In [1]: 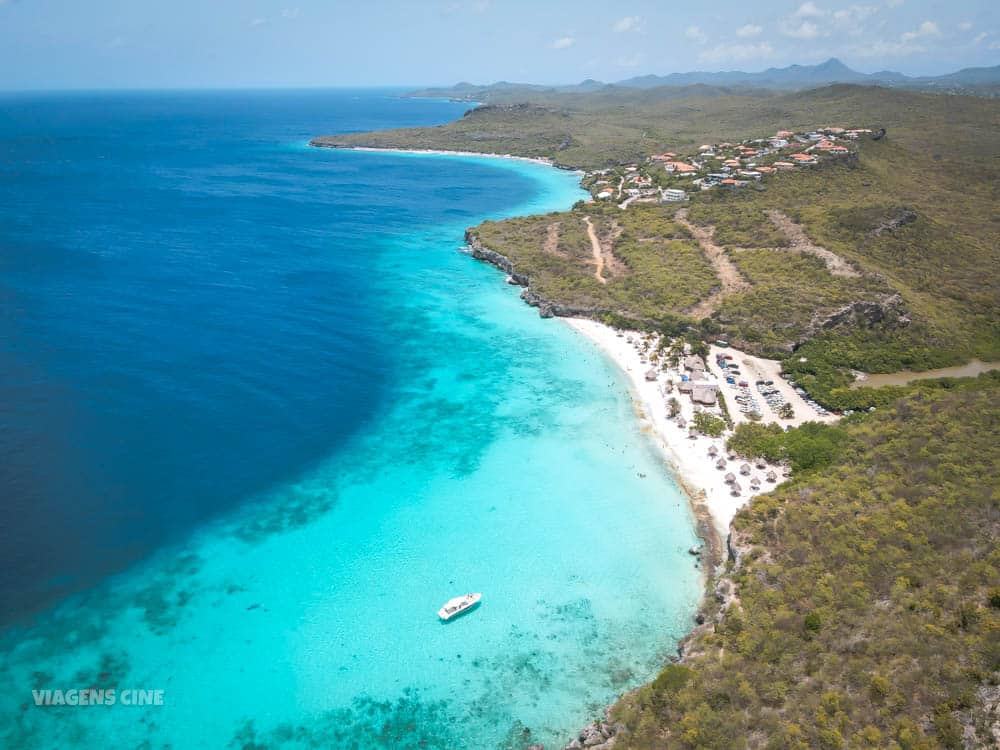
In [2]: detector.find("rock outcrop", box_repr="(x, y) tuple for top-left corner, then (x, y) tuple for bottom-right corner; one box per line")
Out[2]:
(562, 715), (623, 750)
(805, 292), (910, 340)
(872, 207), (918, 236)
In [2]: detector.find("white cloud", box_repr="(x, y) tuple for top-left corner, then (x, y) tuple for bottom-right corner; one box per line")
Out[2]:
(831, 4), (879, 35)
(958, 21), (973, 32)
(852, 37), (929, 57)
(685, 25), (708, 44)
(782, 20), (820, 39)
(613, 16), (641, 33)
(972, 32), (988, 45)
(885, 0), (904, 7)
(250, 17), (266, 26)
(833, 5), (878, 24)
(856, 19), (942, 57)
(551, 36), (575, 50)
(281, 7), (301, 19)
(736, 24), (763, 38)
(699, 41), (776, 64)
(990, 40), (1000, 50)
(901, 20), (940, 42)
(795, 2), (825, 18)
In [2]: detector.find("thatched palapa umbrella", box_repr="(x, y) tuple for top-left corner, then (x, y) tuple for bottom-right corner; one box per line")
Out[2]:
(766, 470), (778, 482)
(724, 472), (736, 484)
(715, 458), (727, 469)
(740, 463), (751, 475)
(708, 445), (719, 457)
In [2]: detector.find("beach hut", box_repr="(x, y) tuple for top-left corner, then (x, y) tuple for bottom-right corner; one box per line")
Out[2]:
(766, 470), (778, 482)
(730, 482), (742, 496)
(755, 458), (767, 469)
(715, 458), (727, 470)
(707, 445), (719, 457)
(724, 472), (736, 484)
(740, 463), (751, 476)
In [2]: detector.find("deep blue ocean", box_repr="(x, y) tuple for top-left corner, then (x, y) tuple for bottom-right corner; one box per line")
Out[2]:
(0, 89), (501, 618)
(0, 89), (699, 748)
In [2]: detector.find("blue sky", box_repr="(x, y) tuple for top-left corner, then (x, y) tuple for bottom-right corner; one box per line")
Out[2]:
(0, 0), (997, 90)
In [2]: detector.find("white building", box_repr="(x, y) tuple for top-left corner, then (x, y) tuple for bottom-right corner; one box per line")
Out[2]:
(661, 188), (688, 202)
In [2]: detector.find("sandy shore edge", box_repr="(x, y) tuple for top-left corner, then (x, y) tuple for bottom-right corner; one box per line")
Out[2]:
(310, 143), (570, 169)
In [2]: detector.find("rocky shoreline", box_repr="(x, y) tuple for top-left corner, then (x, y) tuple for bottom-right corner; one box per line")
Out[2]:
(464, 232), (607, 320)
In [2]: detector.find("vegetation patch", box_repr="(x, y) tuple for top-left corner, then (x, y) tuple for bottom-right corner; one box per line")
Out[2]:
(613, 377), (1000, 749)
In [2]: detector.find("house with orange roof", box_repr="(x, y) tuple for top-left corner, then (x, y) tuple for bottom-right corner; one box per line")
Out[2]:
(664, 161), (698, 173)
(790, 153), (816, 163)
(776, 130), (794, 138)
(773, 161), (796, 169)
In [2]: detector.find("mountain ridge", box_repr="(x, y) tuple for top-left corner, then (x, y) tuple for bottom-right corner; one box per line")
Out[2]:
(406, 58), (1000, 100)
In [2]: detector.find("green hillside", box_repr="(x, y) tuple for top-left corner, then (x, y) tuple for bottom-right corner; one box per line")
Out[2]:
(612, 375), (1000, 749)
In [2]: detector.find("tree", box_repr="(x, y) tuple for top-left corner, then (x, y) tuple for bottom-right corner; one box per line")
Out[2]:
(667, 397), (681, 418)
(779, 402), (795, 420)
(693, 412), (726, 437)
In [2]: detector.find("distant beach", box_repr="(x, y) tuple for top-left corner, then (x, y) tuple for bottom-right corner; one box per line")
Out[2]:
(310, 142), (563, 169)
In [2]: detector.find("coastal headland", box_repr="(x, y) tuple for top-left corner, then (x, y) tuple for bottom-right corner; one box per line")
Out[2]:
(308, 81), (1000, 748)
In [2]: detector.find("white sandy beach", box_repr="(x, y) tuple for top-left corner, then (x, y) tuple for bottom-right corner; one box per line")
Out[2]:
(334, 145), (561, 168)
(565, 318), (799, 542)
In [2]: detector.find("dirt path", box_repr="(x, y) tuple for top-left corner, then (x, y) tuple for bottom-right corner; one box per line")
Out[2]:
(543, 221), (562, 255)
(583, 216), (607, 284)
(675, 208), (750, 318)
(766, 210), (860, 277)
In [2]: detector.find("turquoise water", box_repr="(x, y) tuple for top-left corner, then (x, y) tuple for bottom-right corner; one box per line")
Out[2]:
(0, 92), (700, 749)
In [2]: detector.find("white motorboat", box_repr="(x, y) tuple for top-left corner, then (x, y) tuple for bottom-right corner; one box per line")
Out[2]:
(437, 593), (482, 621)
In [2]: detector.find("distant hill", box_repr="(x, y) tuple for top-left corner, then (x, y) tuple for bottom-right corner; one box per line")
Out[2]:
(617, 58), (872, 89)
(406, 59), (1000, 101)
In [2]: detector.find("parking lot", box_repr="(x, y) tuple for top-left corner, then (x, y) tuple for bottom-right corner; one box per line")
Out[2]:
(707, 345), (841, 427)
